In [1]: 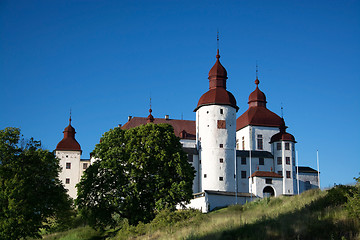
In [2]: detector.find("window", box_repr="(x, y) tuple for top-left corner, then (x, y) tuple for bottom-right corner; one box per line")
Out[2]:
(241, 157), (246, 165)
(278, 171), (282, 176)
(219, 144), (223, 148)
(220, 109), (223, 114)
(65, 178), (70, 184)
(217, 120), (226, 129)
(219, 177), (223, 181)
(236, 139), (239, 149)
(265, 179), (272, 184)
(257, 134), (263, 150)
(277, 157), (282, 165)
(204, 174), (207, 178)
(187, 154), (193, 162)
(285, 143), (290, 150)
(66, 162), (71, 169)
(286, 171), (291, 178)
(83, 163), (88, 169)
(219, 158), (224, 163)
(241, 171), (246, 179)
(242, 136), (245, 150)
(259, 158), (264, 165)
(277, 143), (281, 150)
(286, 157), (290, 165)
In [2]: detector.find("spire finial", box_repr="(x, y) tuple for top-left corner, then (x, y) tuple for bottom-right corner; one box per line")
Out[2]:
(149, 97), (152, 113)
(281, 104), (284, 118)
(69, 108), (72, 125)
(255, 61), (260, 86)
(217, 29), (219, 50)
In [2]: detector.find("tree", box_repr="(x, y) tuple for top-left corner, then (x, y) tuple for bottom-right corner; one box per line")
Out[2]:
(346, 174), (360, 219)
(76, 123), (195, 229)
(0, 127), (73, 240)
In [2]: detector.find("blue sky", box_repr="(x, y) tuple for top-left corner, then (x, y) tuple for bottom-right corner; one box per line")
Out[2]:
(1, 0), (359, 188)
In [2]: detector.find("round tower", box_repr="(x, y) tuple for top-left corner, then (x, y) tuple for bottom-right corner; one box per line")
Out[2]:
(270, 118), (297, 195)
(55, 116), (82, 199)
(194, 49), (239, 192)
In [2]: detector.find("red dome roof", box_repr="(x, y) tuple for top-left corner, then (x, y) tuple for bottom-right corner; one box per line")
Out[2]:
(270, 118), (296, 143)
(56, 118), (81, 152)
(236, 79), (282, 130)
(195, 49), (238, 112)
(248, 78), (266, 107)
(195, 88), (238, 111)
(208, 50), (227, 82)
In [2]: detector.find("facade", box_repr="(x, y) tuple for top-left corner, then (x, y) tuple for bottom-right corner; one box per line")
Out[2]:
(56, 49), (319, 210)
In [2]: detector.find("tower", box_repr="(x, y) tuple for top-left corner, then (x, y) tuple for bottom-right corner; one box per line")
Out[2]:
(55, 116), (82, 199)
(270, 118), (297, 194)
(194, 49), (239, 192)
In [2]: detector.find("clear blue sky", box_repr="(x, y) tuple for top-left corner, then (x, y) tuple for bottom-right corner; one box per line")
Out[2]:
(1, 0), (359, 188)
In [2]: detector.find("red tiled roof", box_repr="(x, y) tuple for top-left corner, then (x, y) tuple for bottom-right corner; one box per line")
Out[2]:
(236, 106), (283, 130)
(195, 88), (238, 111)
(56, 121), (81, 152)
(237, 79), (282, 130)
(270, 118), (296, 143)
(250, 171), (282, 178)
(121, 117), (196, 140)
(194, 50), (238, 112)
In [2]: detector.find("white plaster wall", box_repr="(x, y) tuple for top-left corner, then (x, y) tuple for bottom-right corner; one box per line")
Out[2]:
(236, 126), (279, 152)
(183, 195), (208, 213)
(180, 139), (196, 148)
(196, 105), (236, 192)
(56, 150), (82, 199)
(236, 156), (274, 193)
(207, 194), (253, 211)
(272, 141), (296, 195)
(298, 172), (319, 193)
(250, 177), (282, 198)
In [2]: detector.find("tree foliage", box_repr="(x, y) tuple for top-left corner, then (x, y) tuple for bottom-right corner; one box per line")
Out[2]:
(346, 174), (360, 219)
(0, 127), (73, 240)
(76, 123), (195, 229)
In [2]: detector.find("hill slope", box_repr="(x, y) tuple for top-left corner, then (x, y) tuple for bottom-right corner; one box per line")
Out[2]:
(43, 187), (360, 240)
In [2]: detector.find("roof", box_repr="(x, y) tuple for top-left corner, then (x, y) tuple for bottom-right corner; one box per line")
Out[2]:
(194, 50), (239, 112)
(236, 80), (282, 130)
(250, 171), (283, 178)
(270, 118), (296, 143)
(298, 166), (318, 173)
(56, 118), (81, 152)
(121, 117), (196, 140)
(195, 88), (238, 111)
(204, 190), (255, 197)
(236, 150), (273, 158)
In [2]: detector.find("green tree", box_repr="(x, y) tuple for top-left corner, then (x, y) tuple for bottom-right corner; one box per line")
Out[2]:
(346, 174), (360, 219)
(76, 123), (195, 229)
(0, 127), (73, 240)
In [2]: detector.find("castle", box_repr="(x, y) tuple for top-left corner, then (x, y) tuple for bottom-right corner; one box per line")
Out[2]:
(55, 49), (319, 212)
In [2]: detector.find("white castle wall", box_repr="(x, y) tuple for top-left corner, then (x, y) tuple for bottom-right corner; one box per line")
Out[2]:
(236, 126), (279, 151)
(56, 150), (82, 199)
(250, 176), (282, 198)
(196, 105), (236, 192)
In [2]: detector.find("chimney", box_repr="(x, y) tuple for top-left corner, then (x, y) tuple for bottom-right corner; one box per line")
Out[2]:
(128, 116), (132, 122)
(118, 124), (122, 128)
(165, 115), (169, 120)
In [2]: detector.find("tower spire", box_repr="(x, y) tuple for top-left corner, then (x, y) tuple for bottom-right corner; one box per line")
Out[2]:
(147, 97), (154, 123)
(256, 61), (258, 79)
(69, 108), (72, 125)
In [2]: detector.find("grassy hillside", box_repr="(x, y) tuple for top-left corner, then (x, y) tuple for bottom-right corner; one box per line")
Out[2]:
(43, 187), (360, 240)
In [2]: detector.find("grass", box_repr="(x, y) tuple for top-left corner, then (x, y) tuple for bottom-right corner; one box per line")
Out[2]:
(42, 187), (360, 240)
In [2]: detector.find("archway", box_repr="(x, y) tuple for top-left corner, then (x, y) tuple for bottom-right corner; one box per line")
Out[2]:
(263, 186), (275, 197)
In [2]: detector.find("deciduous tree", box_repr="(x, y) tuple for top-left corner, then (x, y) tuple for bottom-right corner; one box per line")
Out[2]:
(0, 127), (73, 239)
(76, 124), (195, 229)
